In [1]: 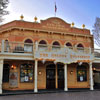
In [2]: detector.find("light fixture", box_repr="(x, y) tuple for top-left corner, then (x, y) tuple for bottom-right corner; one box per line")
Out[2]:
(54, 61), (57, 64)
(11, 65), (16, 69)
(38, 71), (42, 75)
(42, 60), (45, 64)
(70, 70), (73, 75)
(78, 62), (83, 66)
(93, 68), (96, 70)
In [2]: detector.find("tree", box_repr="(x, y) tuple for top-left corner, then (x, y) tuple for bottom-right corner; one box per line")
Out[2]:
(0, 0), (9, 22)
(92, 17), (100, 47)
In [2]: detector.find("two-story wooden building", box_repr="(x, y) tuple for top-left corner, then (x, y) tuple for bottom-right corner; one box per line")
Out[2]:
(0, 16), (94, 94)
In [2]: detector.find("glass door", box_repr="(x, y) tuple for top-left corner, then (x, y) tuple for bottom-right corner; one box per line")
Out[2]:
(46, 64), (55, 89)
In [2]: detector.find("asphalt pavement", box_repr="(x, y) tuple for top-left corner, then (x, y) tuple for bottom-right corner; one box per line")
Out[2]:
(0, 91), (100, 100)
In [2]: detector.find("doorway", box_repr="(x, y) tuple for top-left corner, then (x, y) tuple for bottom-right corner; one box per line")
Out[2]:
(46, 64), (55, 89)
(58, 64), (64, 89)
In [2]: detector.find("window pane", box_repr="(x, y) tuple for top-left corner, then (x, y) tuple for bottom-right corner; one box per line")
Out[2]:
(20, 64), (33, 83)
(24, 45), (33, 52)
(77, 65), (87, 82)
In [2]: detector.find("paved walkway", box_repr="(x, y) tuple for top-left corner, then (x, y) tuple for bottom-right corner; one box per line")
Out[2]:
(0, 90), (100, 100)
(2, 88), (90, 96)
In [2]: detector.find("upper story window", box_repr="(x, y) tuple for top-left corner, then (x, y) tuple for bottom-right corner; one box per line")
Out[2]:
(38, 40), (47, 51)
(24, 39), (33, 52)
(65, 42), (73, 49)
(77, 43), (84, 52)
(52, 41), (60, 51)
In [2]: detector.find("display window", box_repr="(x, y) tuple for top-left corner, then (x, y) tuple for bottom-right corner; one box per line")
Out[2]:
(20, 64), (33, 83)
(77, 65), (87, 82)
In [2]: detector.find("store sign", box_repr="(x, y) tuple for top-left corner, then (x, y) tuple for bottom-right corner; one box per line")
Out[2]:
(34, 48), (94, 64)
(9, 72), (18, 88)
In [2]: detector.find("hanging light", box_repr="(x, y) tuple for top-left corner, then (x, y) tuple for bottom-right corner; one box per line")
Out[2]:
(78, 62), (83, 66)
(54, 61), (57, 64)
(42, 59), (45, 64)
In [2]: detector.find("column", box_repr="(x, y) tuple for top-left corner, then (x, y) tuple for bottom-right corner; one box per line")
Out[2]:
(35, 41), (38, 51)
(89, 62), (94, 90)
(0, 59), (4, 94)
(1, 40), (4, 53)
(34, 59), (38, 92)
(55, 64), (58, 89)
(34, 41), (38, 92)
(64, 64), (68, 91)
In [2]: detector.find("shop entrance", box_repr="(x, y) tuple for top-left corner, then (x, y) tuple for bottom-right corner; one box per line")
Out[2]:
(46, 64), (55, 89)
(58, 64), (64, 89)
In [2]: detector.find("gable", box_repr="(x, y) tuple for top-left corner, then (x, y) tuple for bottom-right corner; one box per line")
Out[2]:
(40, 17), (71, 32)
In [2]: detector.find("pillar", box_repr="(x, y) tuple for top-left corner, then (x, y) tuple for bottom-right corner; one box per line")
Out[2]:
(89, 62), (94, 90)
(0, 59), (4, 94)
(64, 64), (68, 91)
(34, 59), (38, 92)
(1, 40), (4, 53)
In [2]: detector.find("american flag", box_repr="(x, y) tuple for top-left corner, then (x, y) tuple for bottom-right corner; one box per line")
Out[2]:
(55, 3), (57, 13)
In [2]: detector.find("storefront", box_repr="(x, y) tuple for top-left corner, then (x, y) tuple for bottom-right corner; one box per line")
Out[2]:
(0, 16), (94, 93)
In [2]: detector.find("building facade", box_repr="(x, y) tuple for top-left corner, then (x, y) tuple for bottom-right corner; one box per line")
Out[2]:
(0, 17), (94, 93)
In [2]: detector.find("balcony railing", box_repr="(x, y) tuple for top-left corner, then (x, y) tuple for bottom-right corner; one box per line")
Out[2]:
(2, 41), (34, 54)
(94, 49), (100, 58)
(0, 40), (100, 59)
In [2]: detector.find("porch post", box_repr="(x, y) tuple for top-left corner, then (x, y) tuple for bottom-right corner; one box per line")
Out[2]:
(34, 41), (38, 93)
(0, 59), (4, 94)
(89, 62), (94, 90)
(64, 64), (68, 91)
(34, 59), (38, 92)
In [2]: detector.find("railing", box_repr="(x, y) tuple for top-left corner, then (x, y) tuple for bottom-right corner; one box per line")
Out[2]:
(0, 40), (100, 59)
(3, 41), (33, 54)
(94, 49), (100, 58)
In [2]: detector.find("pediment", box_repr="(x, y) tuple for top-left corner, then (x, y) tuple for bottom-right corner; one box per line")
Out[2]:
(40, 17), (71, 31)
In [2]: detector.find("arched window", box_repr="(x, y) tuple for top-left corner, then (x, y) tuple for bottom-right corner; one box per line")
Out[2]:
(38, 40), (47, 51)
(25, 39), (33, 43)
(20, 63), (33, 83)
(52, 41), (60, 51)
(24, 39), (33, 52)
(77, 43), (84, 52)
(66, 42), (73, 49)
(3, 64), (10, 82)
(77, 65), (87, 82)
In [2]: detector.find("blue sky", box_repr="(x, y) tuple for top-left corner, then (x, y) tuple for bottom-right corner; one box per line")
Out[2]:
(3, 0), (100, 48)
(4, 0), (100, 30)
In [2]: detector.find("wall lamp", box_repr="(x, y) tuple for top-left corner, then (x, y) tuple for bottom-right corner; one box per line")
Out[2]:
(38, 71), (42, 75)
(70, 70), (73, 75)
(11, 65), (16, 69)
